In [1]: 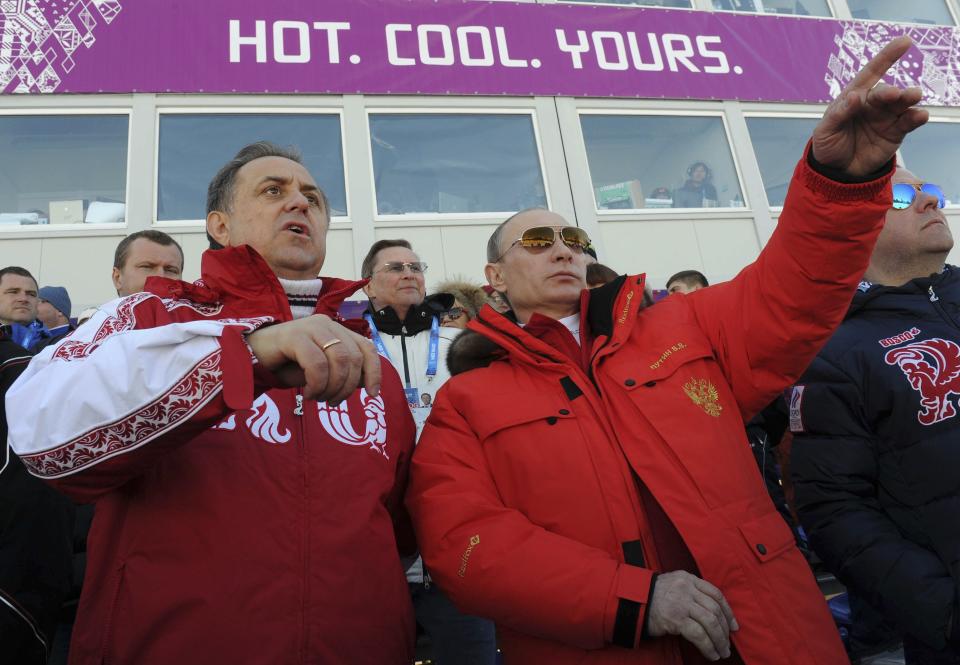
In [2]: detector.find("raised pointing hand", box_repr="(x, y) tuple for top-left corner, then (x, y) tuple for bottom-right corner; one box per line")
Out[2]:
(812, 36), (928, 178)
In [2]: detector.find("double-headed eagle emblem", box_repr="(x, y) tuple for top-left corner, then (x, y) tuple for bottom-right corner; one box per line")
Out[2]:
(682, 378), (722, 417)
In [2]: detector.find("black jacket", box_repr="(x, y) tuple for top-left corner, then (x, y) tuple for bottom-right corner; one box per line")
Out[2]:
(790, 267), (960, 652)
(0, 330), (74, 664)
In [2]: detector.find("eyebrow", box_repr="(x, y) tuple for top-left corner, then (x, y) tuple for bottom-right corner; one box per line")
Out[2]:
(257, 175), (321, 196)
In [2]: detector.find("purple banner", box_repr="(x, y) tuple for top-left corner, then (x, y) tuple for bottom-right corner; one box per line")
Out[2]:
(3, 0), (960, 105)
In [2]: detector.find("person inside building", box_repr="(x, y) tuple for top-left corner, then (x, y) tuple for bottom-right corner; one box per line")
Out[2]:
(790, 169), (960, 665)
(360, 239), (496, 665)
(406, 37), (926, 665)
(8, 142), (418, 665)
(111, 230), (184, 297)
(666, 270), (710, 295)
(672, 162), (719, 209)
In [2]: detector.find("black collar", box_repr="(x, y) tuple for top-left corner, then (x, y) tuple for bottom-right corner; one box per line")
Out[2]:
(366, 292), (455, 335)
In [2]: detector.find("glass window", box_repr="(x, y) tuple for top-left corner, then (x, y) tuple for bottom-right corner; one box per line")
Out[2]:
(580, 114), (745, 211)
(899, 122), (960, 207)
(711, 0), (831, 17)
(369, 114), (547, 215)
(847, 0), (954, 25)
(564, 0), (692, 7)
(157, 114), (346, 221)
(0, 115), (128, 227)
(745, 117), (818, 208)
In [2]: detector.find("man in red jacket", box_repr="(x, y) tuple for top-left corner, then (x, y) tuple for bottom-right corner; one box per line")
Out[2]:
(7, 142), (417, 665)
(407, 38), (926, 665)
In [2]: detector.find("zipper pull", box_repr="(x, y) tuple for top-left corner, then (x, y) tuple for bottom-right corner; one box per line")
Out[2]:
(294, 394), (304, 416)
(930, 286), (940, 302)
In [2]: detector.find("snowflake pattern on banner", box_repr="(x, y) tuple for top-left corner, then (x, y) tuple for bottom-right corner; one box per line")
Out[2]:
(826, 21), (960, 106)
(0, 0), (122, 93)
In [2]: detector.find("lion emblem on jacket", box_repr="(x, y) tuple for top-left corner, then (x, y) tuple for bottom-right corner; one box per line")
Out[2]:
(885, 338), (960, 425)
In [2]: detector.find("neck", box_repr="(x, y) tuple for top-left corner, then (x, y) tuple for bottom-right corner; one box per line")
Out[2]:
(513, 303), (580, 325)
(864, 254), (948, 287)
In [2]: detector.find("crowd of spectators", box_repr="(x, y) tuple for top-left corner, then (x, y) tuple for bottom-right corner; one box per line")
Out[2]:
(1, 36), (958, 665)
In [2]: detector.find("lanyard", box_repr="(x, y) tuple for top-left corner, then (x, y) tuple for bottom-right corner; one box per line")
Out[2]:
(365, 313), (439, 388)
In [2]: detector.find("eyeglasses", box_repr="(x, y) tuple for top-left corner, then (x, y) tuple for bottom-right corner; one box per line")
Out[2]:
(441, 306), (465, 321)
(375, 261), (428, 275)
(496, 226), (592, 262)
(892, 182), (946, 210)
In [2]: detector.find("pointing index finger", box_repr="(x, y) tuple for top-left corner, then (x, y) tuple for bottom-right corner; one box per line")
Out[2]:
(847, 36), (912, 94)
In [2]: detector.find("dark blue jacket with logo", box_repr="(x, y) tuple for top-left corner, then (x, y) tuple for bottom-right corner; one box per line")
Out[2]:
(790, 266), (960, 652)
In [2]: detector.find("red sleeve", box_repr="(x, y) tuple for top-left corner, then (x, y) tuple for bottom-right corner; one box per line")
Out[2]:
(685, 144), (893, 419)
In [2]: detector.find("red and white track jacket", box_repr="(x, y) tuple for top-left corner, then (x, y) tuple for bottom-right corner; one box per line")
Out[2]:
(7, 246), (416, 665)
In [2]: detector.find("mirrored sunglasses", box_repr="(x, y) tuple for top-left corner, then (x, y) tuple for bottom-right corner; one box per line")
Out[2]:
(441, 306), (465, 320)
(377, 261), (427, 274)
(892, 182), (946, 210)
(499, 226), (592, 261)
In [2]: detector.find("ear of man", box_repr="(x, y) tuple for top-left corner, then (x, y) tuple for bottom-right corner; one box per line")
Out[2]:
(206, 211), (231, 248)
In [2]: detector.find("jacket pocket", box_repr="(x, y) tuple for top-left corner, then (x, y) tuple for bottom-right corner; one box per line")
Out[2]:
(471, 392), (574, 441)
(737, 511), (795, 563)
(99, 561), (126, 665)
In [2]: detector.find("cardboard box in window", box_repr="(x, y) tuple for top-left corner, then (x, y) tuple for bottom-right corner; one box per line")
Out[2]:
(49, 200), (85, 225)
(595, 180), (643, 210)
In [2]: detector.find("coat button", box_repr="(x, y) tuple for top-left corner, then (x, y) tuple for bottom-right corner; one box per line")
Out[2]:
(756, 544), (767, 555)
(546, 417), (558, 425)
(625, 379), (636, 387)
(559, 409), (570, 415)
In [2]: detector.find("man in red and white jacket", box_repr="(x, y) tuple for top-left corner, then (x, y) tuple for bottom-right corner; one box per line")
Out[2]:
(7, 142), (417, 665)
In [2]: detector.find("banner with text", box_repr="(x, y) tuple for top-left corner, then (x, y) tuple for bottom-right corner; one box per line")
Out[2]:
(3, 0), (960, 105)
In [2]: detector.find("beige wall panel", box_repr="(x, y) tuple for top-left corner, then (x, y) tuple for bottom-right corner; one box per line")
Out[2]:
(324, 229), (356, 281)
(439, 224), (499, 287)
(171, 231), (208, 284)
(598, 220), (700, 289)
(38, 237), (119, 313)
(947, 219), (960, 267)
(372, 227), (446, 287)
(0, 239), (43, 275)
(693, 220), (762, 283)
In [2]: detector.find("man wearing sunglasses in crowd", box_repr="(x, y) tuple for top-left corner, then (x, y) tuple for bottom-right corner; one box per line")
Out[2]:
(406, 37), (927, 665)
(790, 169), (960, 665)
(360, 238), (497, 665)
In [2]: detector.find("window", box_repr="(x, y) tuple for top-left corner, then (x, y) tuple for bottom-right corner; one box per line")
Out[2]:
(580, 114), (745, 211)
(0, 114), (128, 227)
(846, 0), (954, 25)
(711, 0), (831, 17)
(899, 121), (960, 207)
(564, 0), (692, 7)
(745, 116), (818, 208)
(369, 113), (547, 215)
(157, 113), (346, 222)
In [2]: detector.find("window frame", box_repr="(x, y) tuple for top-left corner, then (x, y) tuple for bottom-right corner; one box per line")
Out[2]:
(576, 107), (750, 215)
(844, 0), (958, 27)
(0, 107), (133, 234)
(556, 0), (696, 10)
(709, 0), (835, 19)
(365, 107), (552, 222)
(742, 111), (821, 212)
(151, 106), (350, 227)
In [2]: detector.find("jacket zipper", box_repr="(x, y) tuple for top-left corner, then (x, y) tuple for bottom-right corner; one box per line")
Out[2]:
(295, 389), (308, 664)
(399, 326), (412, 387)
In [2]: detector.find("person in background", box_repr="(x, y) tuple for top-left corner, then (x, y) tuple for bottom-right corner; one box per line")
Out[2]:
(111, 230), (184, 297)
(672, 162), (719, 209)
(433, 279), (489, 329)
(790, 168), (960, 664)
(33, 286), (73, 351)
(586, 263), (619, 289)
(0, 268), (73, 665)
(360, 239), (496, 665)
(666, 270), (710, 295)
(481, 284), (511, 314)
(0, 266), (47, 350)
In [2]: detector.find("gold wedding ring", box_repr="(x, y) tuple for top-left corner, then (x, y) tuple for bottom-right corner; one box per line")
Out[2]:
(320, 338), (342, 351)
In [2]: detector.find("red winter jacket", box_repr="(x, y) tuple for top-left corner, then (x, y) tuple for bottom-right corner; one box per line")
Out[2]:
(407, 153), (893, 664)
(7, 246), (416, 665)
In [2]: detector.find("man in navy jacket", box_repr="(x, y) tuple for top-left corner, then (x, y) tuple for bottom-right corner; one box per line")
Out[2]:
(791, 166), (960, 664)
